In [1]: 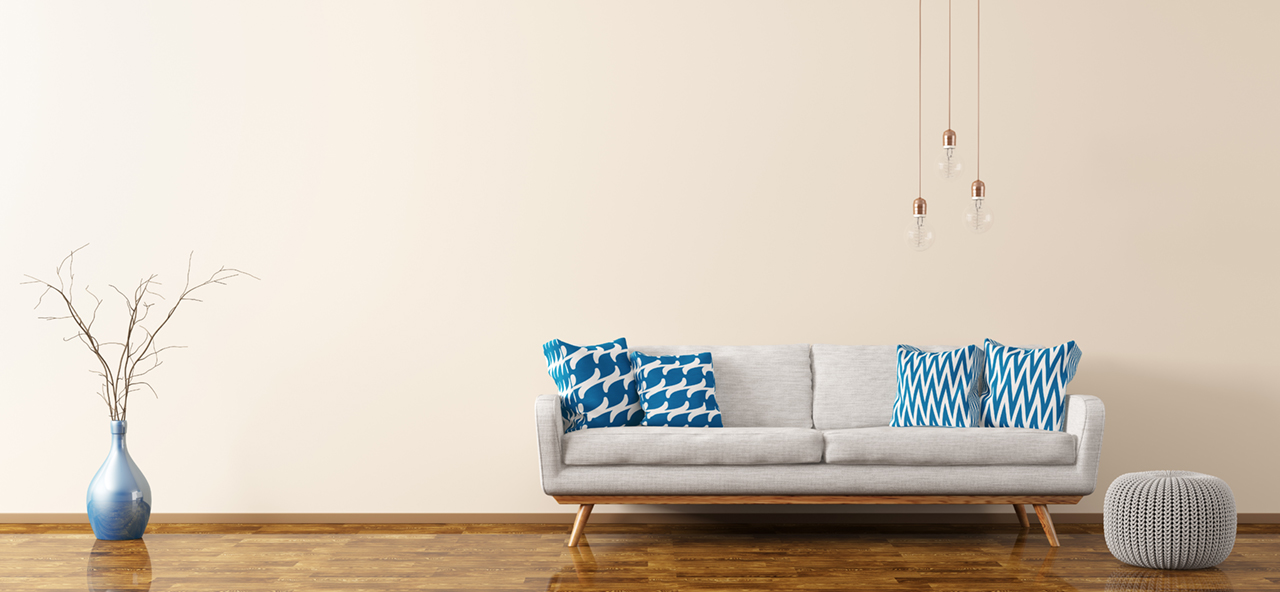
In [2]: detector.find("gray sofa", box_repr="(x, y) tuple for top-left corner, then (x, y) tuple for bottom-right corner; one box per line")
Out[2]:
(535, 344), (1105, 547)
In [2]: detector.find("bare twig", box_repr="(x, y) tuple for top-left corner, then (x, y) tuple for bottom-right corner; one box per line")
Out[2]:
(25, 247), (255, 421)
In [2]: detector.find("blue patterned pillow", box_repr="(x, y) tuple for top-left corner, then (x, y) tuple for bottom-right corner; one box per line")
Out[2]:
(543, 337), (643, 433)
(981, 339), (1083, 430)
(631, 351), (723, 428)
(891, 345), (985, 427)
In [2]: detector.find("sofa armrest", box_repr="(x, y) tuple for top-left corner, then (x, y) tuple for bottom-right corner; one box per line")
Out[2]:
(1063, 394), (1105, 493)
(535, 394), (565, 494)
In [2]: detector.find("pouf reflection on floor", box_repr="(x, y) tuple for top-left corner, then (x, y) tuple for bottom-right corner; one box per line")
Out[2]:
(1104, 471), (1236, 569)
(1104, 565), (1231, 592)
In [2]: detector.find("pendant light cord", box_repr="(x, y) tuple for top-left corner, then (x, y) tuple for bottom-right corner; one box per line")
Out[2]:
(948, 0), (952, 130)
(918, 0), (922, 196)
(976, 0), (980, 178)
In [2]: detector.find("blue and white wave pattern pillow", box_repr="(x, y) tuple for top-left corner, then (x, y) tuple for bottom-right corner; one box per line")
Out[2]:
(543, 337), (643, 433)
(631, 351), (723, 428)
(891, 345), (985, 428)
(981, 339), (1083, 431)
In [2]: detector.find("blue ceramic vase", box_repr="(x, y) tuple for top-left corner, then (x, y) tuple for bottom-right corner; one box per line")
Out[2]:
(87, 421), (151, 540)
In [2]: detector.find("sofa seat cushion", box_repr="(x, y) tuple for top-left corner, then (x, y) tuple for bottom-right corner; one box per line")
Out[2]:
(823, 427), (1077, 466)
(562, 427), (824, 466)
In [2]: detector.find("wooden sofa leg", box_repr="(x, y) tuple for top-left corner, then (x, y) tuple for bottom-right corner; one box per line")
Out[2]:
(568, 504), (593, 547)
(1013, 504), (1030, 528)
(1032, 504), (1060, 547)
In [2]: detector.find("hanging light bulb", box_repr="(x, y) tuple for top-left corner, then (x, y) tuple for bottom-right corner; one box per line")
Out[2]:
(963, 0), (996, 235)
(964, 180), (994, 233)
(936, 3), (964, 181)
(906, 197), (934, 251)
(937, 129), (965, 179)
(905, 1), (934, 252)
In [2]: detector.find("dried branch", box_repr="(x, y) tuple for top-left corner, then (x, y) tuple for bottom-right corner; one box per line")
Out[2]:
(25, 247), (256, 421)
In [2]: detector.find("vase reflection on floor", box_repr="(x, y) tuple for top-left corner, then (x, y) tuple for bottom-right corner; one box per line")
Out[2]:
(87, 421), (151, 540)
(87, 538), (152, 592)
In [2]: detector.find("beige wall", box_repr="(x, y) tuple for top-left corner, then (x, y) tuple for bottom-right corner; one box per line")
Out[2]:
(1, 1), (1277, 516)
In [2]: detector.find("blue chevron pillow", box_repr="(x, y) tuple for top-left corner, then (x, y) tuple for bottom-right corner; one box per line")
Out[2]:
(631, 351), (724, 428)
(891, 345), (985, 428)
(981, 339), (1083, 430)
(543, 337), (643, 433)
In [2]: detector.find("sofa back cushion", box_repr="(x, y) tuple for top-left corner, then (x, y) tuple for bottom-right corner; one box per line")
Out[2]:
(631, 344), (813, 428)
(812, 344), (970, 430)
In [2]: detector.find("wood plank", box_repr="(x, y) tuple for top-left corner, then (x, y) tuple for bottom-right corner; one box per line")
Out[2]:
(9, 510), (1280, 523)
(2, 523), (1278, 590)
(553, 495), (1084, 505)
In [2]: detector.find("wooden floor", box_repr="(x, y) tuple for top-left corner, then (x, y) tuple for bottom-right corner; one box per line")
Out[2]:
(3, 523), (1277, 591)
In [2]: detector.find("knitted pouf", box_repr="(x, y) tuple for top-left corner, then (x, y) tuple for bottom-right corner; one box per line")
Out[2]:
(1104, 471), (1236, 569)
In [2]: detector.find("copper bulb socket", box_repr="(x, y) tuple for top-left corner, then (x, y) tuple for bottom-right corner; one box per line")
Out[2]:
(912, 197), (927, 216)
(942, 129), (957, 147)
(971, 179), (986, 198)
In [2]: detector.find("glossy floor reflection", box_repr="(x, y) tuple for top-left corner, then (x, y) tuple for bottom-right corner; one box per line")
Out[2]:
(88, 539), (152, 591)
(1105, 565), (1233, 591)
(544, 528), (1087, 591)
(0, 523), (1275, 591)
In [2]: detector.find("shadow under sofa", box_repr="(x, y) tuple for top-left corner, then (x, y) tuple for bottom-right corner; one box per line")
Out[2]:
(534, 344), (1105, 547)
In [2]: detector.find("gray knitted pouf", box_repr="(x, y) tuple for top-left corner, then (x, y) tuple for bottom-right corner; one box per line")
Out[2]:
(1104, 471), (1236, 569)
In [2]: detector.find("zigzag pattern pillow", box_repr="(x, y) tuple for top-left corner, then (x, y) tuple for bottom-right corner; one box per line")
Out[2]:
(631, 351), (723, 428)
(891, 345), (985, 428)
(982, 339), (1083, 430)
(543, 337), (643, 433)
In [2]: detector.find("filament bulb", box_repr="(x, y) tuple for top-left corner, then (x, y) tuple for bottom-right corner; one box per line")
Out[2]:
(937, 146), (966, 180)
(963, 198), (994, 233)
(965, 180), (993, 233)
(906, 198), (935, 251)
(936, 130), (965, 180)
